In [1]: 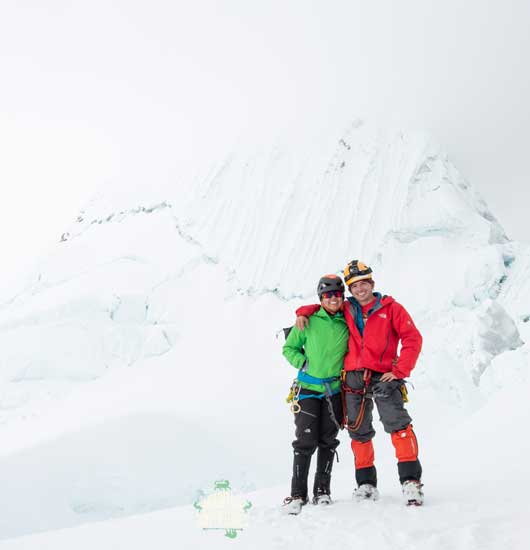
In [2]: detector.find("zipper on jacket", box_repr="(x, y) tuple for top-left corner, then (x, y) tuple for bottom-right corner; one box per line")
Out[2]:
(379, 331), (390, 364)
(358, 339), (364, 370)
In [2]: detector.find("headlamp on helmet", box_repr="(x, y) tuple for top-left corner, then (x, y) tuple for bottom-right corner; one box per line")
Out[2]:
(343, 260), (373, 286)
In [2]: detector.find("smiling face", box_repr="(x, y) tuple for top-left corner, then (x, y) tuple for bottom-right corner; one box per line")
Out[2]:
(349, 279), (375, 305)
(320, 291), (344, 314)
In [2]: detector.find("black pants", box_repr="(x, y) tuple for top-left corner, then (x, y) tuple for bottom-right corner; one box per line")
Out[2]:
(290, 391), (342, 498)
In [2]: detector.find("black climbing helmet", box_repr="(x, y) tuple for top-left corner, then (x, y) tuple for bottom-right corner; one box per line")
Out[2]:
(317, 274), (345, 299)
(343, 260), (373, 287)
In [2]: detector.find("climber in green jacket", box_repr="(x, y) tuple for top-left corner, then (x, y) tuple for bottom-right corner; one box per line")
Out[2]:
(281, 274), (349, 515)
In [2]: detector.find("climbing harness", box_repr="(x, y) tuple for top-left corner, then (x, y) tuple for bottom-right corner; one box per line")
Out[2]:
(280, 325), (342, 429)
(286, 367), (342, 430)
(342, 369), (412, 432)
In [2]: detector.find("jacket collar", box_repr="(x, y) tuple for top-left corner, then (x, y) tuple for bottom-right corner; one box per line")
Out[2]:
(316, 306), (345, 319)
(346, 293), (393, 336)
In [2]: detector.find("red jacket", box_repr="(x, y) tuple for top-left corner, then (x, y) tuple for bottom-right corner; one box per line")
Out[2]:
(296, 295), (422, 378)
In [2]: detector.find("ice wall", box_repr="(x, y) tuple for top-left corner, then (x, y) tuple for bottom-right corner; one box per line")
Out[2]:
(0, 121), (521, 400)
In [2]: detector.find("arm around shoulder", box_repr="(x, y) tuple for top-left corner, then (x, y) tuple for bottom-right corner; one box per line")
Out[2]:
(295, 304), (320, 317)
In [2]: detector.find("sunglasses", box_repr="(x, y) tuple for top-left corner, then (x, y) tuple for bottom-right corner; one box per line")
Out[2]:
(321, 291), (344, 299)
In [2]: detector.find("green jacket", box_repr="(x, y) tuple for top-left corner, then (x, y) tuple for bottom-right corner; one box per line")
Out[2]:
(283, 307), (349, 393)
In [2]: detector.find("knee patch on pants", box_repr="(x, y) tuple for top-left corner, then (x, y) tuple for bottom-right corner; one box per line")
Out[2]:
(391, 424), (418, 462)
(351, 439), (375, 469)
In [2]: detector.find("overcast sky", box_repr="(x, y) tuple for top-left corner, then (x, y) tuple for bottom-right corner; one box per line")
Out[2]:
(1, 0), (529, 291)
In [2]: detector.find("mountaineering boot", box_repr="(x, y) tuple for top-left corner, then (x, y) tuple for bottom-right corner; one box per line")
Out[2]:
(291, 451), (311, 501)
(351, 440), (378, 487)
(282, 496), (309, 515)
(354, 483), (380, 501)
(392, 425), (422, 484)
(312, 473), (332, 505)
(283, 451), (311, 514)
(402, 480), (424, 506)
(313, 492), (332, 505)
(312, 448), (335, 505)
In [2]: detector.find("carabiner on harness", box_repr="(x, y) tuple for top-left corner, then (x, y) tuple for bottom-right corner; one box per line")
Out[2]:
(286, 380), (302, 413)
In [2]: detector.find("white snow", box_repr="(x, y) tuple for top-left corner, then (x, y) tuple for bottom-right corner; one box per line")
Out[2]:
(0, 121), (528, 549)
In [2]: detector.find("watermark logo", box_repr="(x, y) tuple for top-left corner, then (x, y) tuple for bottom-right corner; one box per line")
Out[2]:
(194, 480), (252, 539)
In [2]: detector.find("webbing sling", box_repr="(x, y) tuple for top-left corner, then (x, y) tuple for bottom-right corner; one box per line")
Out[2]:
(295, 369), (342, 430)
(296, 370), (340, 398)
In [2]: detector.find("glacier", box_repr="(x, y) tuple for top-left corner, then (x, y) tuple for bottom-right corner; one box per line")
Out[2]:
(0, 120), (528, 546)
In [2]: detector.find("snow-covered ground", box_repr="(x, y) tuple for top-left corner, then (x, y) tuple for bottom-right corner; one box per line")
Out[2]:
(1, 371), (529, 550)
(0, 122), (528, 548)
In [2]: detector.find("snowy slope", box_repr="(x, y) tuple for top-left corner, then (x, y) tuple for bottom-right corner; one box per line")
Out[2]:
(1, 371), (529, 550)
(1, 483), (529, 550)
(0, 120), (527, 544)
